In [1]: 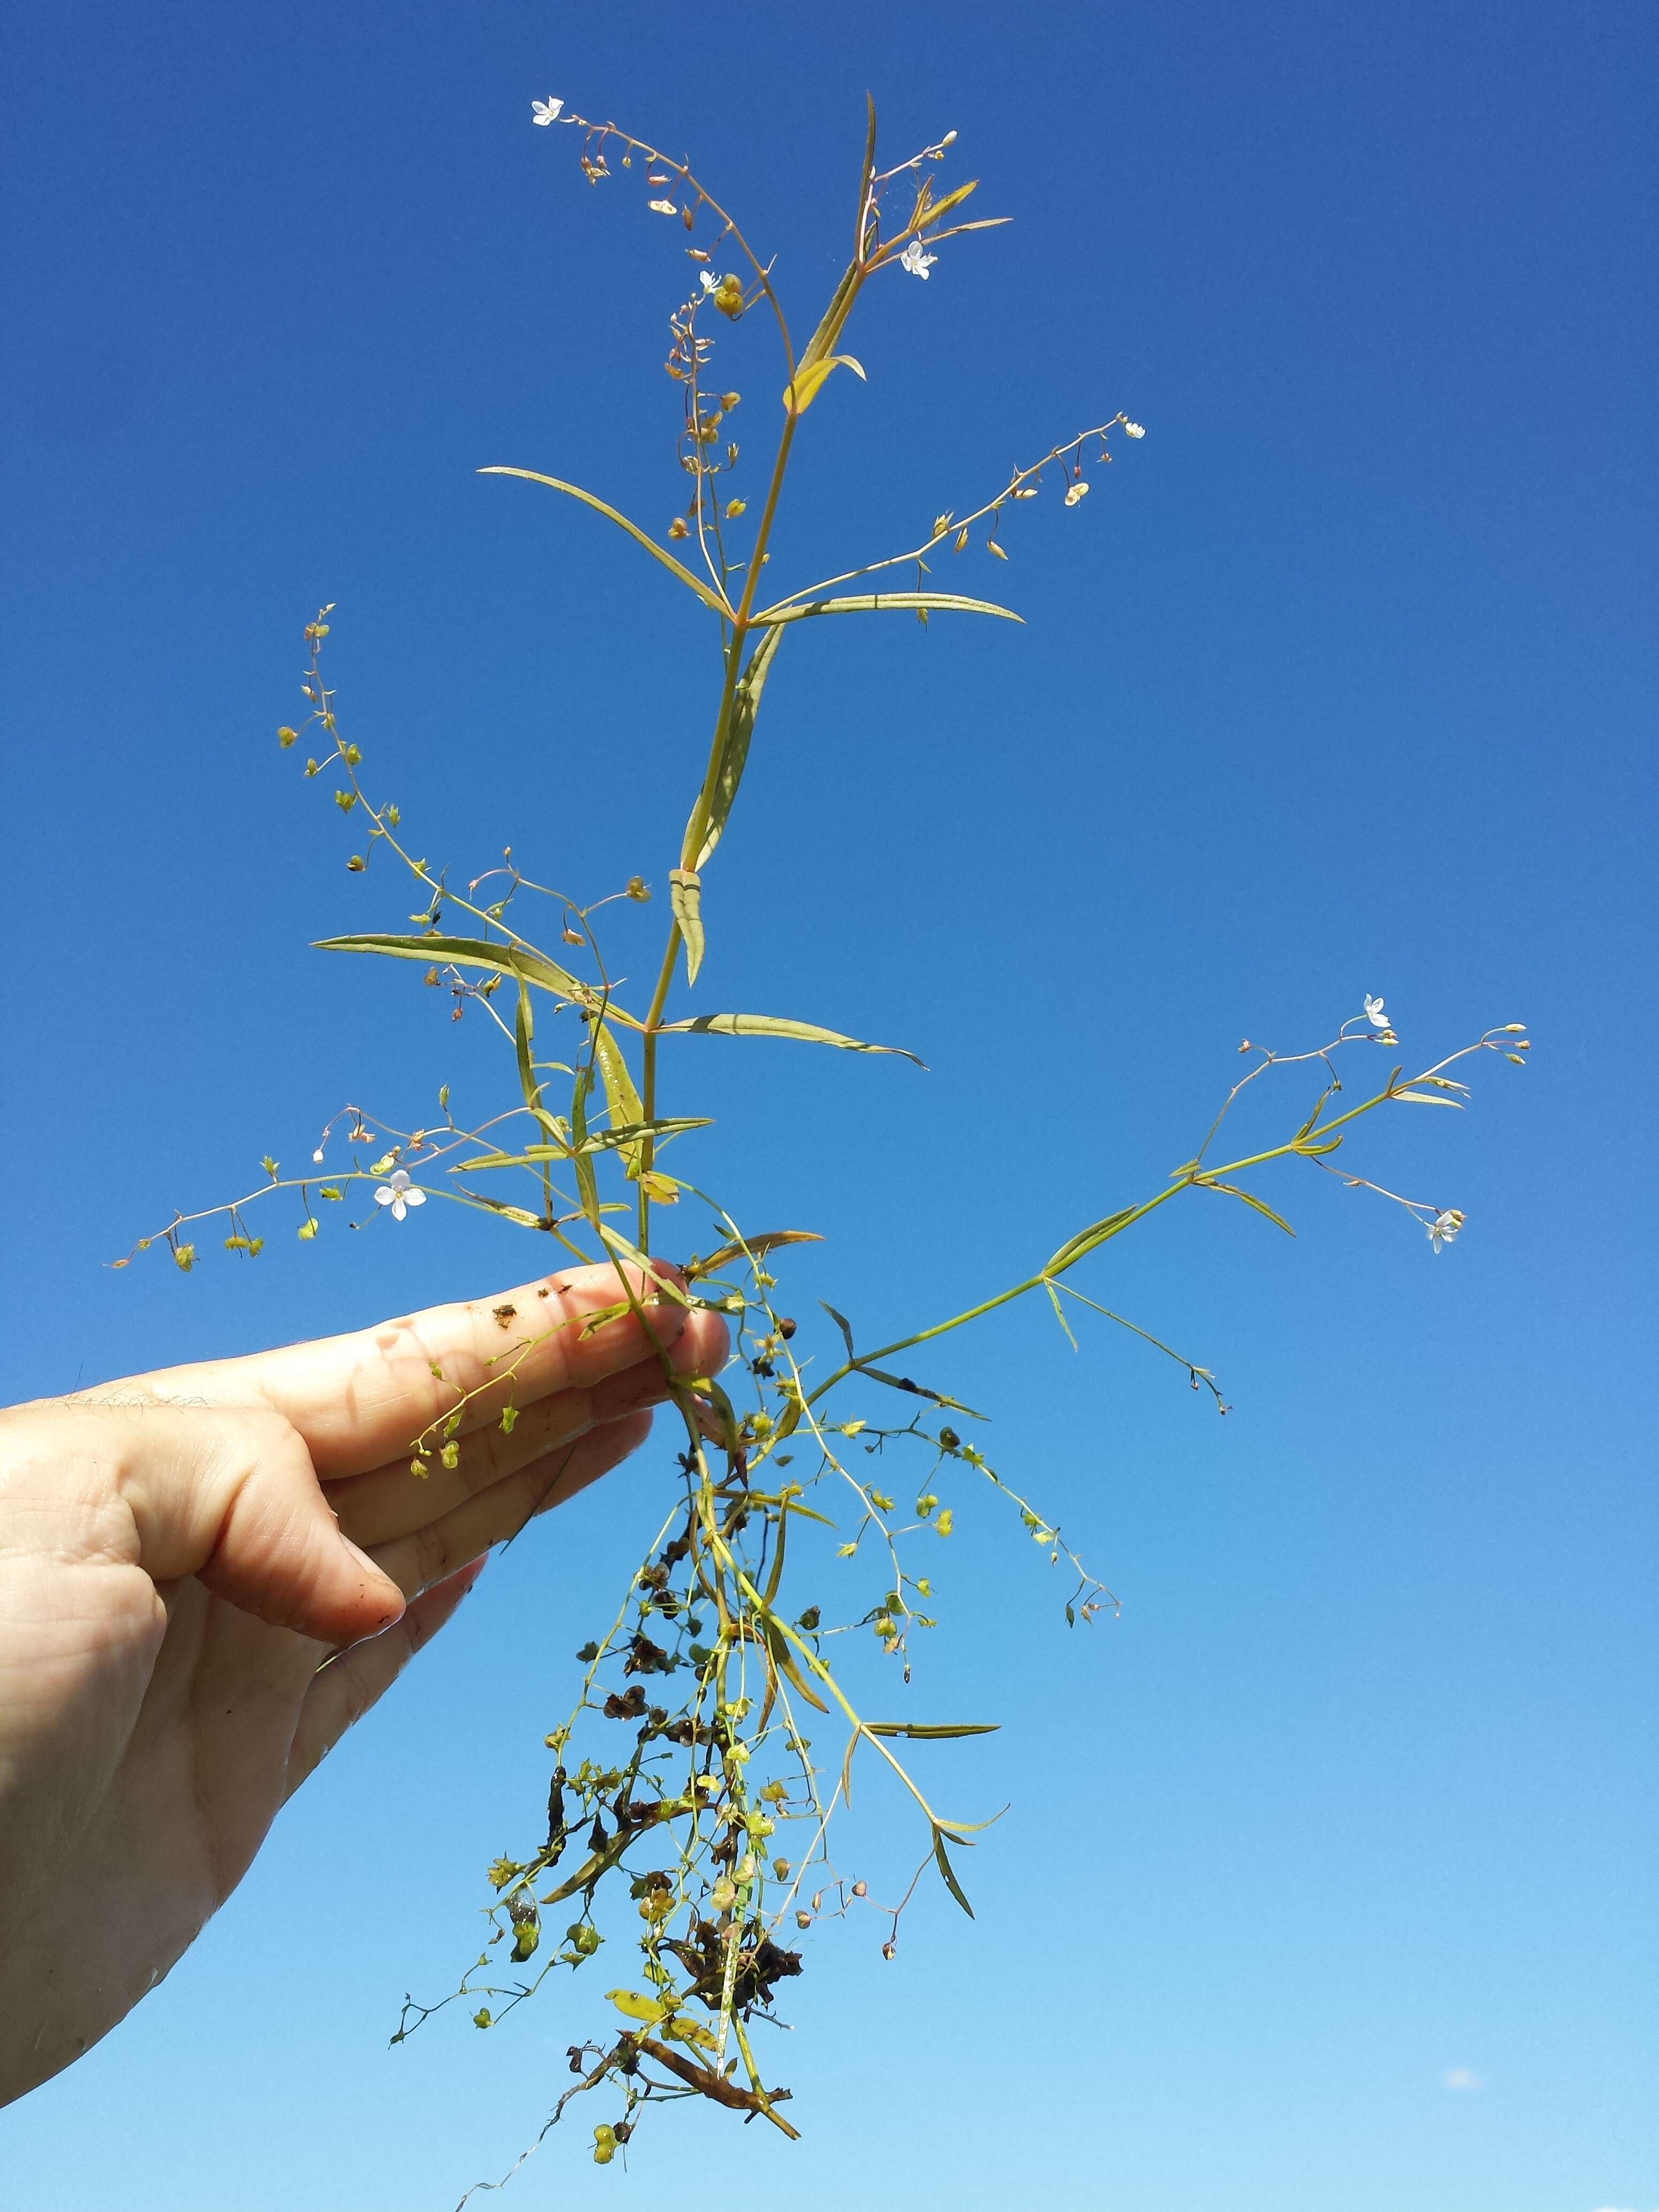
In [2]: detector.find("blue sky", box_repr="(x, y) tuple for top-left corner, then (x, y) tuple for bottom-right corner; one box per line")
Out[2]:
(1, 2), (1654, 2207)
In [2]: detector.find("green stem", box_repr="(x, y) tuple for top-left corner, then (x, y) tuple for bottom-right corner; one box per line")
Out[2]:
(638, 409), (802, 1249)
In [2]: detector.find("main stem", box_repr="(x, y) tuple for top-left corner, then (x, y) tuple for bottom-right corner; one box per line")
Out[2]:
(637, 408), (802, 1247)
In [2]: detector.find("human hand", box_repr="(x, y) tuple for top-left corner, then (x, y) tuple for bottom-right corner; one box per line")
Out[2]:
(0, 1262), (727, 2104)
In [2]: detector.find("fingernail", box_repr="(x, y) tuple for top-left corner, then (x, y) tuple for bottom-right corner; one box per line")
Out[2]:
(341, 1534), (406, 1623)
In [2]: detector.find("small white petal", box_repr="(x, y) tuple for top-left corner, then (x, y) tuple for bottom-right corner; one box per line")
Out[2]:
(375, 1186), (396, 1207)
(402, 1185), (426, 1207)
(388, 1169), (412, 1191)
(389, 1197), (408, 1222)
(312, 1148), (325, 1163)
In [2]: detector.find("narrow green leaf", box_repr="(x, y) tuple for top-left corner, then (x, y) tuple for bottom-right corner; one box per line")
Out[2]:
(477, 469), (730, 615)
(669, 868), (705, 986)
(764, 1620), (829, 1713)
(932, 1828), (975, 1919)
(1393, 1089), (1466, 1107)
(514, 981), (536, 1108)
(591, 1021), (645, 1176)
(696, 626), (785, 871)
(452, 1190), (546, 1229)
(1044, 1206), (1137, 1277)
(1213, 1183), (1297, 1236)
(659, 1011), (924, 1066)
(315, 933), (611, 1014)
(821, 1302), (856, 1359)
(865, 1722), (999, 1740)
(457, 1145), (571, 1172)
(855, 1363), (986, 1418)
(570, 1060), (599, 1220)
(595, 1221), (694, 1306)
(457, 1119), (708, 1172)
(750, 591), (1022, 630)
(587, 1116), (709, 1154)
(1044, 1277), (1080, 1349)
(687, 1228), (824, 1280)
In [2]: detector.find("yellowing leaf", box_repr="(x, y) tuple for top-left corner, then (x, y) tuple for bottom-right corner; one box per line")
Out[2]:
(783, 353), (867, 415)
(606, 1989), (672, 2026)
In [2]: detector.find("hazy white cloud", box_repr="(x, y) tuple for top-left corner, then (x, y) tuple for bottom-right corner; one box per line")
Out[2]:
(1442, 2067), (1484, 2091)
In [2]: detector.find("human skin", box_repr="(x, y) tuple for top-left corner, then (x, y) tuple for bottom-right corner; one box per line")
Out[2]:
(0, 1261), (727, 2105)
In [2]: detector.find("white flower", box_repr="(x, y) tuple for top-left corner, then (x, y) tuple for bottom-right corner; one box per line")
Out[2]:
(530, 97), (563, 127)
(1123, 420), (1146, 438)
(1064, 480), (1090, 506)
(312, 1147), (325, 1163)
(648, 197), (678, 215)
(899, 240), (937, 279)
(375, 1169), (427, 1223)
(1364, 993), (1389, 1028)
(700, 270), (716, 294)
(1427, 1208), (1463, 1252)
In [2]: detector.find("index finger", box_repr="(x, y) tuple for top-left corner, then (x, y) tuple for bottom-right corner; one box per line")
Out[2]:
(113, 1260), (693, 1479)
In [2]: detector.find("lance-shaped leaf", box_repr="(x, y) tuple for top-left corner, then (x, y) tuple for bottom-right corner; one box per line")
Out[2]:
(569, 1058), (599, 1220)
(457, 1119), (709, 1172)
(695, 625), (785, 871)
(591, 1020), (646, 1176)
(750, 591), (1021, 629)
(669, 868), (705, 985)
(865, 1722), (999, 1740)
(512, 979), (568, 1150)
(451, 1190), (547, 1229)
(763, 1618), (829, 1713)
(1044, 1206), (1138, 1277)
(782, 352), (866, 415)
(595, 1221), (696, 1307)
(854, 1363), (987, 1417)
(932, 1827), (976, 1919)
(315, 932), (621, 1015)
(821, 1301), (856, 1359)
(659, 1011), (925, 1066)
(477, 468), (730, 615)
(687, 1228), (823, 1280)
(914, 176), (981, 230)
(1206, 1180), (1297, 1236)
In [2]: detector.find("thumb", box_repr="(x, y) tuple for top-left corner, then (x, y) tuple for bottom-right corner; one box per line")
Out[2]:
(111, 1403), (406, 1645)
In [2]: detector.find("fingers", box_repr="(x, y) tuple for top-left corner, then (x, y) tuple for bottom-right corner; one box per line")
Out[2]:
(284, 1556), (488, 1800)
(38, 1400), (408, 1647)
(118, 1260), (698, 1481)
(330, 1306), (728, 1549)
(369, 1410), (655, 1603)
